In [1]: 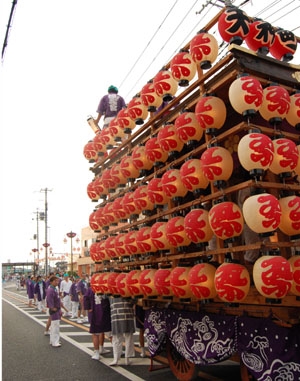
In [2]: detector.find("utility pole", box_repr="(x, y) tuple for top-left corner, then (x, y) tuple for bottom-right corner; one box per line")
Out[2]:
(40, 188), (52, 275)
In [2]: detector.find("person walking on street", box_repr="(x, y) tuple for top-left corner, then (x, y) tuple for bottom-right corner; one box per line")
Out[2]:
(109, 296), (135, 366)
(84, 285), (111, 360)
(59, 273), (72, 317)
(26, 275), (36, 307)
(94, 85), (126, 129)
(76, 273), (89, 323)
(46, 276), (62, 347)
(34, 275), (46, 312)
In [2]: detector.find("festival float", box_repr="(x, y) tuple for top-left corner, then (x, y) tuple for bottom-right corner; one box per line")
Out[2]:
(83, 3), (300, 380)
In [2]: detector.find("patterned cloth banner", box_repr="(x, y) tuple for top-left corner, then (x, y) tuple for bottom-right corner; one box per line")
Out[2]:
(144, 308), (300, 379)
(237, 316), (300, 381)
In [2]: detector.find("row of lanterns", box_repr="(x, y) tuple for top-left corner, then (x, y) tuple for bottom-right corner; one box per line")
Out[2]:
(89, 191), (300, 262)
(90, 252), (300, 304)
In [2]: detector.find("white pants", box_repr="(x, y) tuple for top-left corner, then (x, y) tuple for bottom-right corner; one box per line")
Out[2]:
(71, 301), (79, 318)
(50, 319), (60, 346)
(112, 333), (134, 360)
(63, 295), (71, 313)
(37, 299), (46, 312)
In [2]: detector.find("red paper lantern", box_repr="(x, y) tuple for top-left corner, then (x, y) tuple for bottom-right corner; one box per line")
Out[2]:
(218, 6), (250, 45)
(107, 271), (121, 296)
(122, 191), (141, 219)
(139, 268), (158, 298)
(170, 50), (197, 86)
(215, 262), (250, 303)
(97, 240), (110, 262)
(157, 123), (184, 159)
(126, 268), (143, 297)
(87, 180), (100, 202)
(295, 145), (300, 176)
(133, 185), (155, 215)
(288, 254), (300, 297)
(286, 92), (300, 129)
(94, 271), (110, 295)
(147, 177), (168, 206)
(190, 31), (219, 69)
(120, 155), (140, 181)
(170, 265), (193, 300)
(127, 95), (149, 125)
(174, 111), (203, 145)
(93, 176), (108, 199)
(132, 145), (153, 173)
(90, 273), (103, 294)
(110, 162), (127, 188)
(278, 195), (300, 238)
(114, 233), (127, 257)
(150, 221), (172, 252)
(94, 207), (108, 230)
(161, 168), (188, 200)
(98, 126), (116, 149)
(245, 19), (275, 54)
(259, 85), (291, 124)
(140, 80), (163, 112)
(104, 236), (118, 260)
(103, 202), (118, 226)
(201, 146), (233, 183)
(124, 230), (140, 256)
(116, 107), (136, 134)
(269, 138), (299, 175)
(188, 263), (217, 300)
(166, 216), (191, 248)
(136, 226), (158, 254)
(92, 132), (106, 156)
(89, 210), (101, 232)
(184, 208), (214, 244)
(112, 197), (128, 222)
(154, 266), (173, 298)
(144, 136), (168, 166)
(195, 95), (226, 134)
(237, 132), (274, 177)
(90, 242), (102, 263)
(108, 117), (126, 142)
(101, 168), (116, 192)
(115, 272), (131, 298)
(269, 29), (298, 62)
(242, 193), (282, 235)
(180, 158), (209, 194)
(228, 75), (263, 117)
(253, 255), (293, 301)
(153, 68), (178, 102)
(83, 140), (98, 163)
(209, 201), (244, 240)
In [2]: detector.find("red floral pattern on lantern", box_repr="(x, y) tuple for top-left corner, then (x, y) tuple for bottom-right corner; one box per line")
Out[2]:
(190, 32), (218, 68)
(108, 117), (125, 140)
(90, 273), (103, 294)
(122, 191), (140, 217)
(93, 176), (108, 198)
(157, 123), (184, 154)
(103, 202), (118, 226)
(174, 112), (203, 144)
(188, 263), (217, 299)
(154, 267), (172, 297)
(170, 51), (197, 85)
(201, 146), (233, 182)
(147, 178), (168, 205)
(116, 107), (135, 132)
(115, 272), (131, 298)
(150, 221), (172, 251)
(145, 136), (168, 164)
(87, 181), (100, 202)
(101, 168), (115, 191)
(215, 262), (250, 302)
(286, 92), (300, 128)
(104, 236), (118, 259)
(90, 242), (102, 263)
(133, 185), (155, 213)
(132, 145), (153, 171)
(140, 80), (163, 111)
(92, 132), (106, 155)
(166, 216), (191, 247)
(89, 210), (101, 232)
(170, 266), (193, 299)
(184, 209), (214, 243)
(83, 141), (98, 162)
(209, 202), (244, 240)
(114, 233), (126, 257)
(237, 133), (274, 171)
(180, 158), (209, 192)
(161, 169), (188, 199)
(136, 226), (157, 254)
(120, 155), (140, 180)
(127, 96), (149, 125)
(153, 69), (178, 100)
(94, 272), (110, 294)
(126, 269), (143, 297)
(242, 193), (282, 234)
(278, 195), (300, 236)
(269, 138), (299, 175)
(253, 256), (293, 299)
(139, 268), (158, 297)
(259, 85), (291, 122)
(112, 197), (128, 221)
(107, 272), (120, 296)
(110, 163), (127, 187)
(195, 96), (226, 130)
(124, 230), (139, 255)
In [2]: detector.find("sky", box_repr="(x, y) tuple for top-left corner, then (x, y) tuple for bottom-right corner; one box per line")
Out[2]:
(0, 0), (299, 264)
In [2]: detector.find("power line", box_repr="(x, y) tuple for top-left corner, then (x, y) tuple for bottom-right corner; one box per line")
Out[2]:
(1, 0), (18, 62)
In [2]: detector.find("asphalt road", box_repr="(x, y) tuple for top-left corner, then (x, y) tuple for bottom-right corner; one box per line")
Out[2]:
(2, 283), (242, 381)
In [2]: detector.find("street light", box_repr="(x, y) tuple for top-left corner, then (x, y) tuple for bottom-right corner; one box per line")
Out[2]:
(66, 231), (76, 275)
